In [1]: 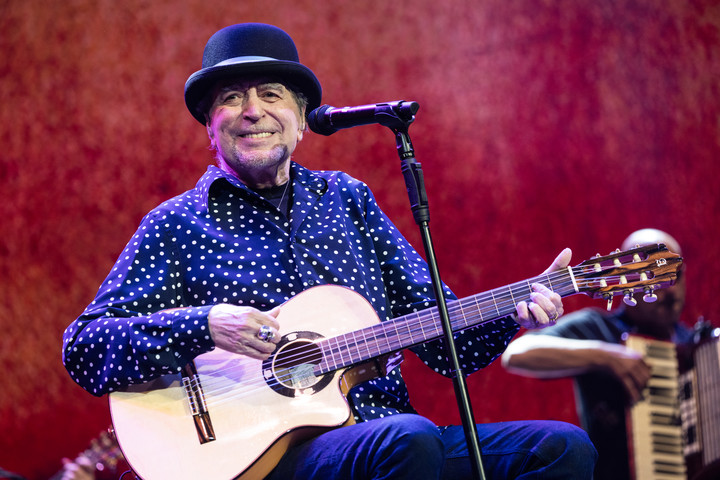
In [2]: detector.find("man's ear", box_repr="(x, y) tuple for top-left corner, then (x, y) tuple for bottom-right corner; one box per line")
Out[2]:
(297, 106), (307, 141)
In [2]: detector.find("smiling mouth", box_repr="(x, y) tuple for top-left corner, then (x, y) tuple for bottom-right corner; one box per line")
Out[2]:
(240, 132), (273, 139)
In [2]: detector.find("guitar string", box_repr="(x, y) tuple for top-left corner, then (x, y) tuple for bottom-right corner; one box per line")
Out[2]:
(202, 273), (646, 408)
(195, 268), (573, 391)
(201, 271), (646, 401)
(197, 266), (652, 398)
(194, 266), (652, 402)
(213, 247), (676, 394)
(185, 249), (669, 396)
(222, 266), (586, 379)
(204, 277), (585, 407)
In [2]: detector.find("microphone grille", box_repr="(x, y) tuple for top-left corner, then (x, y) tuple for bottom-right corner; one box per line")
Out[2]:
(306, 105), (336, 136)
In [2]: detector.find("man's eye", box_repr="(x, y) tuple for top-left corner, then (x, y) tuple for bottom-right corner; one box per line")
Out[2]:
(219, 93), (244, 105)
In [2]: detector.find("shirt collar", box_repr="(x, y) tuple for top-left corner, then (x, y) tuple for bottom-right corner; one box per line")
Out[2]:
(195, 162), (327, 209)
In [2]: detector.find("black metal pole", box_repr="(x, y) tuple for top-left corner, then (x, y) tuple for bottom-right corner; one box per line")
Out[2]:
(375, 102), (485, 480)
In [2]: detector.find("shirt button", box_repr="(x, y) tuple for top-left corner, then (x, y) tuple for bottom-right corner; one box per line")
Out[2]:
(306, 280), (316, 286)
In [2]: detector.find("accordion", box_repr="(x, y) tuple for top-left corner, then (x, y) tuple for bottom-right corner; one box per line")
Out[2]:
(626, 328), (720, 480)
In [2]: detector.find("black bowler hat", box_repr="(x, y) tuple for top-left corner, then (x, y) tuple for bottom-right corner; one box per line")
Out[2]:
(184, 23), (322, 125)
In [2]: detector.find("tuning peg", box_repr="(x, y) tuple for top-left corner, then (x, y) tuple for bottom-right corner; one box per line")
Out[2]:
(643, 286), (658, 303)
(623, 291), (637, 306)
(593, 262), (608, 290)
(604, 293), (614, 311)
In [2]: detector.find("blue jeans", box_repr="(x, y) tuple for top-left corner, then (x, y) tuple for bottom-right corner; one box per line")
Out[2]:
(266, 414), (597, 479)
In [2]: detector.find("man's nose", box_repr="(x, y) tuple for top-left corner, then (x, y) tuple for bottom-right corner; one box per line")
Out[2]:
(242, 93), (264, 120)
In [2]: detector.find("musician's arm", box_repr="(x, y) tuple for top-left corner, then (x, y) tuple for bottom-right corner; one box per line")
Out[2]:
(62, 209), (215, 396)
(502, 330), (651, 403)
(502, 335), (643, 378)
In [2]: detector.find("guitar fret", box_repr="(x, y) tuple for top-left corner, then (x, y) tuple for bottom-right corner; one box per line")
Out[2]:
(543, 273), (554, 292)
(327, 335), (338, 370)
(358, 327), (373, 360)
(428, 309), (440, 338)
(507, 285), (517, 310)
(490, 289), (501, 316)
(326, 336), (339, 371)
(370, 327), (381, 358)
(335, 336), (345, 369)
(338, 331), (352, 367)
(349, 330), (361, 365)
(333, 334), (350, 370)
(383, 322), (395, 353)
(472, 294), (484, 325)
(416, 311), (427, 341)
(404, 315), (414, 348)
(457, 299), (468, 330)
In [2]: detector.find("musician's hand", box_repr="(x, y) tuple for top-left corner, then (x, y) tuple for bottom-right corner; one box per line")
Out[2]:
(599, 345), (652, 404)
(515, 248), (571, 329)
(208, 304), (281, 359)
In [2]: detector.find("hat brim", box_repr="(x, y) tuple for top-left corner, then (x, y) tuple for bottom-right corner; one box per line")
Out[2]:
(184, 58), (322, 125)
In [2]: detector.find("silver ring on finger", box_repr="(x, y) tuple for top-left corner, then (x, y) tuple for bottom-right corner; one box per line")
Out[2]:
(257, 325), (275, 342)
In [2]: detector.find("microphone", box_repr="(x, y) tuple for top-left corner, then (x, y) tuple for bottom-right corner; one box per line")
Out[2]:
(307, 100), (419, 136)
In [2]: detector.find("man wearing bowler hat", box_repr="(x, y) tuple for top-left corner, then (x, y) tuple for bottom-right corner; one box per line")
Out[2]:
(63, 23), (596, 479)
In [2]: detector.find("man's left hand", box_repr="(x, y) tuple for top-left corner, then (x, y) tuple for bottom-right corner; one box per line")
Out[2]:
(515, 248), (571, 329)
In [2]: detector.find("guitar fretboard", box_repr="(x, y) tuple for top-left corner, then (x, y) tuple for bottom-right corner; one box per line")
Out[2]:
(315, 269), (579, 374)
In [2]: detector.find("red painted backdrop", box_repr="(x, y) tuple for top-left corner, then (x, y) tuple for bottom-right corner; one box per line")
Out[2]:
(2, 1), (719, 478)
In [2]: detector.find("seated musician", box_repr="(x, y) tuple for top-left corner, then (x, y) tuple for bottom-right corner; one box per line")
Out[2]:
(62, 22), (596, 479)
(502, 228), (691, 480)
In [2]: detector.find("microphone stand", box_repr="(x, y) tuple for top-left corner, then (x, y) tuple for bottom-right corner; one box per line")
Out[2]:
(374, 102), (486, 480)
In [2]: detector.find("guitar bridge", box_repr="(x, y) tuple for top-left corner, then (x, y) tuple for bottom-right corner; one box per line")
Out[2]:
(181, 362), (216, 444)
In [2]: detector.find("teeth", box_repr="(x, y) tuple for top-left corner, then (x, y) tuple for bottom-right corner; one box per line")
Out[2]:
(242, 132), (272, 138)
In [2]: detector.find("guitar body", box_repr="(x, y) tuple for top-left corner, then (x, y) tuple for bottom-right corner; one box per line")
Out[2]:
(109, 285), (381, 480)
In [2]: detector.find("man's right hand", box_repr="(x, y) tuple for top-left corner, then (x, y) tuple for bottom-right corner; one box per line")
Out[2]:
(208, 304), (281, 359)
(596, 345), (652, 404)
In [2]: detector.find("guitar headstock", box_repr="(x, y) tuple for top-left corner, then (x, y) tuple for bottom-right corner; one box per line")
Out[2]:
(573, 243), (683, 309)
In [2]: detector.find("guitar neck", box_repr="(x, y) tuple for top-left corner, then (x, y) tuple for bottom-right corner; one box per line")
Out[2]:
(316, 268), (578, 374)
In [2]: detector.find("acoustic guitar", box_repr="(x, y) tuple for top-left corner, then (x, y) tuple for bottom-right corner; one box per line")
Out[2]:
(109, 243), (682, 479)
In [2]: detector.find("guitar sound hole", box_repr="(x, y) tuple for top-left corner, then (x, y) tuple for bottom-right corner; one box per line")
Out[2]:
(262, 331), (333, 397)
(275, 340), (322, 388)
